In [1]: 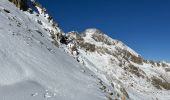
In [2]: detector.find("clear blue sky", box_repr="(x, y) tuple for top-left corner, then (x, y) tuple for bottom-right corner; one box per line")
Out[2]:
(37, 0), (170, 62)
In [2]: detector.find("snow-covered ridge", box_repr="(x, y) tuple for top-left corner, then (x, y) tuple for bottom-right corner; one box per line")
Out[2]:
(64, 28), (170, 100)
(0, 1), (107, 100)
(1, 0), (170, 100)
(80, 28), (139, 57)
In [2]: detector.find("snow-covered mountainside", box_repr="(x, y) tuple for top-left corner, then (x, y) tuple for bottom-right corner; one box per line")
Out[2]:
(0, 0), (170, 100)
(64, 29), (170, 100)
(0, 0), (106, 100)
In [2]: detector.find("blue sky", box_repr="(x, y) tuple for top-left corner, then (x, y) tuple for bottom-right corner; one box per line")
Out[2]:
(37, 0), (170, 62)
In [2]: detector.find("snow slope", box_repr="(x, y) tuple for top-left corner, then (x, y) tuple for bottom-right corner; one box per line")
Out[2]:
(1, 0), (170, 100)
(0, 1), (106, 100)
(65, 29), (170, 100)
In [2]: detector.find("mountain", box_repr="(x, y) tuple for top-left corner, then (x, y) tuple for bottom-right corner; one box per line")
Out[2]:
(0, 0), (170, 100)
(64, 29), (170, 100)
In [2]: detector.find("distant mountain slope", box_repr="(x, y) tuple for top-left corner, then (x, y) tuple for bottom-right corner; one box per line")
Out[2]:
(64, 29), (170, 100)
(0, 0), (170, 100)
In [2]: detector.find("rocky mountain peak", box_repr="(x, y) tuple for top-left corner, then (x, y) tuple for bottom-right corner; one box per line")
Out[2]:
(81, 28), (104, 39)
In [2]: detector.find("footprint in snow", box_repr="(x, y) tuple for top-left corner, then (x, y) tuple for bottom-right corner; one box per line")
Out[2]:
(31, 92), (38, 97)
(44, 90), (57, 98)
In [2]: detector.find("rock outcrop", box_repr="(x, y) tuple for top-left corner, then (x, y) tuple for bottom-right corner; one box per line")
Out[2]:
(9, 0), (28, 11)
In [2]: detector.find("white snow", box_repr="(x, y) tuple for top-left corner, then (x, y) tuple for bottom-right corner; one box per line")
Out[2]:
(64, 28), (170, 100)
(1, 0), (170, 100)
(0, 1), (106, 100)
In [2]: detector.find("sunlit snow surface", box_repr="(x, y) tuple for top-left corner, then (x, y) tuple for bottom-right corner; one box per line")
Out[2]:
(64, 27), (170, 100)
(1, 0), (170, 100)
(0, 1), (105, 100)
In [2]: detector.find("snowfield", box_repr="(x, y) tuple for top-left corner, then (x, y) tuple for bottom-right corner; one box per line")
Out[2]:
(0, 1), (106, 100)
(0, 0), (170, 100)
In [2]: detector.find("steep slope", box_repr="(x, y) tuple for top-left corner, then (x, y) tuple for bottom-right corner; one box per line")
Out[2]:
(1, 0), (170, 100)
(64, 29), (170, 100)
(0, 1), (107, 100)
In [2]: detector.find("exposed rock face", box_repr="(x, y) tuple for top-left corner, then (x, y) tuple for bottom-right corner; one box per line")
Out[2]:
(9, 0), (28, 11)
